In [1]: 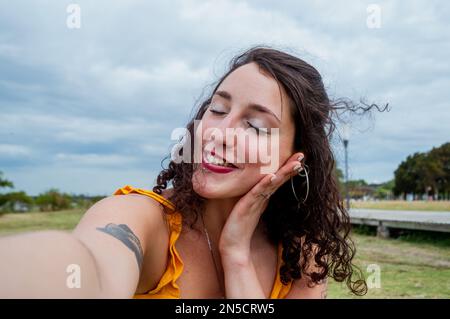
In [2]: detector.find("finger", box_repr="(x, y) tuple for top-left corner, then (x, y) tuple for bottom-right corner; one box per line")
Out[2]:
(272, 153), (305, 181)
(249, 173), (277, 201)
(264, 152), (306, 192)
(249, 152), (305, 201)
(252, 165), (298, 201)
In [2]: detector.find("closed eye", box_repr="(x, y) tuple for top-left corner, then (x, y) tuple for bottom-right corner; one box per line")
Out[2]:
(209, 109), (227, 115)
(247, 122), (269, 135)
(209, 109), (269, 135)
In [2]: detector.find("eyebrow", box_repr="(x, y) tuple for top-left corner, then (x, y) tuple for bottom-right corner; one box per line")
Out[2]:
(213, 90), (281, 123)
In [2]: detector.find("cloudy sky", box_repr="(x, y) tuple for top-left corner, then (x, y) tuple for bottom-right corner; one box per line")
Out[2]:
(0, 0), (449, 196)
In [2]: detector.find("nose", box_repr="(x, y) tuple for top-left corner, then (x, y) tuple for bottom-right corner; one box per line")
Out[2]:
(204, 113), (238, 155)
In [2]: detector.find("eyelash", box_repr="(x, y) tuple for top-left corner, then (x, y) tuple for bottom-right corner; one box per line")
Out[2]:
(208, 109), (268, 134)
(209, 109), (226, 115)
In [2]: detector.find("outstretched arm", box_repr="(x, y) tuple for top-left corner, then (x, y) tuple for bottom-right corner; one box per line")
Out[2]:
(0, 193), (164, 298)
(0, 230), (102, 298)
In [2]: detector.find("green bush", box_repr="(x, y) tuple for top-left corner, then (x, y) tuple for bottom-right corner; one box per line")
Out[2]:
(0, 191), (34, 213)
(35, 188), (72, 212)
(69, 194), (107, 210)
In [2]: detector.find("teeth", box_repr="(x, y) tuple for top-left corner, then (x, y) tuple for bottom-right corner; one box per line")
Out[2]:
(205, 153), (235, 168)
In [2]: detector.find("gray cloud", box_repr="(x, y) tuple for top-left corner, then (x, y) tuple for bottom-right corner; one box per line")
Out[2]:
(0, 0), (448, 194)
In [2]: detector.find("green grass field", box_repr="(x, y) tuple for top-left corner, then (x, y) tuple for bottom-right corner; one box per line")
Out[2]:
(328, 230), (450, 298)
(0, 208), (449, 298)
(0, 209), (84, 236)
(351, 200), (450, 211)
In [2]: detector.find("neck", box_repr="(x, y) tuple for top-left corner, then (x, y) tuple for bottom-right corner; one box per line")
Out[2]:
(200, 195), (240, 246)
(197, 193), (268, 299)
(200, 195), (267, 250)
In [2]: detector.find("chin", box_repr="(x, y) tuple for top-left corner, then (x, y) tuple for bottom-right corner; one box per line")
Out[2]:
(192, 170), (250, 199)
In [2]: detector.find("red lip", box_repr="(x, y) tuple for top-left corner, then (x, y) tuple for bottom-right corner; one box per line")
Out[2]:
(202, 158), (238, 174)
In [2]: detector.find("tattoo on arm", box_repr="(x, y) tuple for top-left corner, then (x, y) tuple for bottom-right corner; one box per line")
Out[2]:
(96, 223), (143, 270)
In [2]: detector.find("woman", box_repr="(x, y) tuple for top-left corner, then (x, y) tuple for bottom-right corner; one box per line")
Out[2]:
(0, 46), (373, 298)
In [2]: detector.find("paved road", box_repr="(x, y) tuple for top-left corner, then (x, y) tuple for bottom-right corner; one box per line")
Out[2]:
(349, 208), (450, 233)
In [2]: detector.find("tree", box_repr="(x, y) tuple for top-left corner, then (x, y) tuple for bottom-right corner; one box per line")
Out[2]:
(0, 191), (34, 213)
(0, 171), (14, 189)
(428, 142), (450, 199)
(346, 179), (370, 199)
(0, 171), (34, 213)
(70, 194), (107, 210)
(35, 188), (72, 212)
(374, 179), (395, 200)
(393, 152), (424, 198)
(393, 142), (450, 199)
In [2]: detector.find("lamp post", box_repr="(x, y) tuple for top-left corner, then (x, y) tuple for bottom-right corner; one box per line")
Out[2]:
(343, 124), (350, 210)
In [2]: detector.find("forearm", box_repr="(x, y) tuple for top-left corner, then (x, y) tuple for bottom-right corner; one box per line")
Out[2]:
(221, 253), (266, 299)
(0, 230), (102, 298)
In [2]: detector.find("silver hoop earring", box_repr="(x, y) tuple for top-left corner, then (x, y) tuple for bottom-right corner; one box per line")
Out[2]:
(291, 163), (310, 204)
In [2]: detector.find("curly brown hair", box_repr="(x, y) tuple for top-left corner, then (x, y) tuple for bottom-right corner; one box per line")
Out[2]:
(153, 45), (388, 296)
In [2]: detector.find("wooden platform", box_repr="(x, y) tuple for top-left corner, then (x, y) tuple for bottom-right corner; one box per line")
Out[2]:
(349, 208), (450, 237)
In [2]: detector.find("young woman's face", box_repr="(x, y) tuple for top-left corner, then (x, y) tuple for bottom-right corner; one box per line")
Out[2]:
(192, 62), (296, 199)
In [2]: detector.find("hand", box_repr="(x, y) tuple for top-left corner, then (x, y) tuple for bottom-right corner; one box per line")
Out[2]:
(218, 152), (305, 262)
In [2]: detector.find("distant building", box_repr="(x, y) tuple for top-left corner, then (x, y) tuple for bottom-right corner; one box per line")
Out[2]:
(12, 201), (31, 213)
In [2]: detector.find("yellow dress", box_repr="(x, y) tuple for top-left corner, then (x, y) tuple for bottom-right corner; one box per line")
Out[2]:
(113, 185), (293, 299)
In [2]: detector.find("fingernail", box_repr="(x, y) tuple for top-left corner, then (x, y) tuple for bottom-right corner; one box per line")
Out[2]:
(298, 154), (304, 162)
(293, 163), (303, 172)
(270, 173), (278, 183)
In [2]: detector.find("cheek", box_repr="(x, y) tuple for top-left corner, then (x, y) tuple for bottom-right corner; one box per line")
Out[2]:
(249, 134), (283, 168)
(191, 164), (262, 198)
(278, 136), (295, 164)
(195, 118), (207, 141)
(236, 135), (258, 164)
(193, 119), (216, 160)
(253, 134), (293, 172)
(279, 135), (292, 153)
(233, 132), (275, 162)
(246, 136), (259, 153)
(195, 118), (222, 148)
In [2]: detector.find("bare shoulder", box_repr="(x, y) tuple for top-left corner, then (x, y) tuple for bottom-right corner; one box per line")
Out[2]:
(71, 190), (171, 297)
(76, 192), (166, 231)
(75, 191), (172, 255)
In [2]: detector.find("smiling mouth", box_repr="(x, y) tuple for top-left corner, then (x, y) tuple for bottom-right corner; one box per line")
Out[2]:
(203, 151), (238, 168)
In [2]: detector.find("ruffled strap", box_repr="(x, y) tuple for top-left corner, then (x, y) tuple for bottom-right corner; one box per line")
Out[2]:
(113, 185), (184, 299)
(137, 211), (184, 298)
(114, 185), (176, 211)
